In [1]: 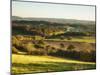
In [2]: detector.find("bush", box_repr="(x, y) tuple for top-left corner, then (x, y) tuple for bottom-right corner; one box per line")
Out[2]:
(67, 45), (75, 51)
(34, 36), (44, 40)
(12, 46), (19, 54)
(67, 37), (72, 40)
(12, 36), (21, 47)
(25, 42), (36, 55)
(38, 40), (45, 45)
(91, 50), (96, 62)
(34, 40), (46, 49)
(48, 47), (96, 62)
(60, 43), (65, 49)
(31, 49), (45, 55)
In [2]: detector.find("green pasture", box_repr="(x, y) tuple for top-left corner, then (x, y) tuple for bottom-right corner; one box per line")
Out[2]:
(12, 54), (96, 74)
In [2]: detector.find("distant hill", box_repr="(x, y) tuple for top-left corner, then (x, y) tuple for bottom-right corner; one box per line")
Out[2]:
(12, 16), (23, 20)
(12, 16), (95, 25)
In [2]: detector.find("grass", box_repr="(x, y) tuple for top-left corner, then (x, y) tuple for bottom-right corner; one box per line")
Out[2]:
(45, 37), (95, 43)
(12, 54), (96, 74)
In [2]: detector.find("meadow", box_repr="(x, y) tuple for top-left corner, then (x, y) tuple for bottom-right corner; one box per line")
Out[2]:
(12, 54), (96, 74)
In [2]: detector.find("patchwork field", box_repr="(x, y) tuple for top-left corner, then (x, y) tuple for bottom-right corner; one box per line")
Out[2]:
(12, 54), (96, 74)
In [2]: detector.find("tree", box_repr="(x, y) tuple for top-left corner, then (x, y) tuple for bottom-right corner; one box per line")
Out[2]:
(25, 42), (35, 55)
(12, 36), (21, 47)
(60, 36), (65, 40)
(12, 46), (19, 54)
(45, 45), (51, 55)
(35, 40), (46, 48)
(67, 36), (72, 40)
(60, 43), (65, 49)
(38, 40), (45, 45)
(67, 45), (75, 51)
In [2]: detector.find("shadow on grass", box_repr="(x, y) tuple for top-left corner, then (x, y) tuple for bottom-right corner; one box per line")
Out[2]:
(12, 62), (96, 74)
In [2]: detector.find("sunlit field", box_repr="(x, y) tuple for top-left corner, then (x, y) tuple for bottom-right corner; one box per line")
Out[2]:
(45, 37), (95, 43)
(12, 54), (96, 74)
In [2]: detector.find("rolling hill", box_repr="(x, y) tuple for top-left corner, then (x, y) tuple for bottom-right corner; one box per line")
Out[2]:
(12, 16), (95, 25)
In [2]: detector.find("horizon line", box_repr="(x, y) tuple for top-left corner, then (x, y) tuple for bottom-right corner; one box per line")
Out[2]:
(12, 15), (95, 21)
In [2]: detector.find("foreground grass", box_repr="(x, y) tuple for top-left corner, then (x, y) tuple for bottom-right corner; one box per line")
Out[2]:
(12, 54), (96, 74)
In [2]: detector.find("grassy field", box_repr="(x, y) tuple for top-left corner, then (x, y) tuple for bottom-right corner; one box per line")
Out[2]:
(12, 54), (96, 74)
(45, 37), (95, 43)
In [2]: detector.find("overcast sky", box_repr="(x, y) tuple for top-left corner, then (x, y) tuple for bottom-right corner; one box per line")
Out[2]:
(12, 1), (95, 21)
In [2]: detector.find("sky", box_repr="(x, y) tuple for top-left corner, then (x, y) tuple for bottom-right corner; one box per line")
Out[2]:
(12, 1), (95, 21)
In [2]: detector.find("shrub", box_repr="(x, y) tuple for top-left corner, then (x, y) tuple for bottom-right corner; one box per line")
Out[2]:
(91, 50), (96, 62)
(60, 43), (65, 49)
(67, 45), (75, 51)
(12, 36), (21, 47)
(45, 45), (51, 55)
(12, 46), (19, 54)
(67, 37), (72, 40)
(31, 49), (45, 55)
(60, 36), (65, 40)
(34, 36), (44, 40)
(38, 40), (45, 45)
(25, 42), (36, 55)
(34, 40), (46, 49)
